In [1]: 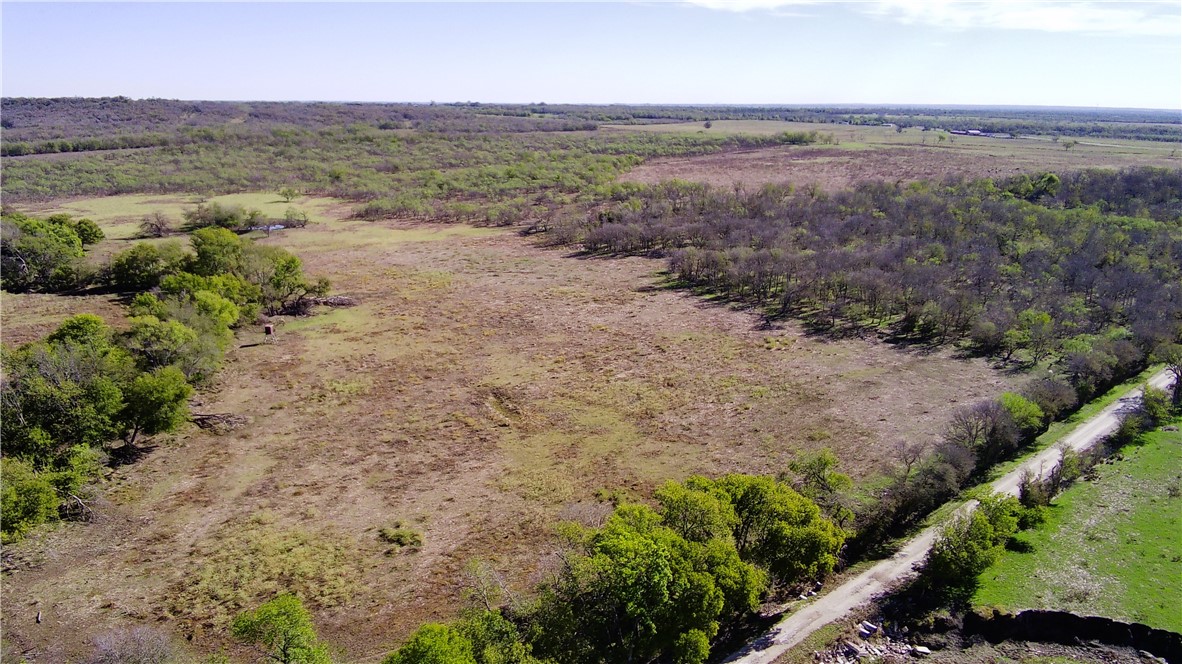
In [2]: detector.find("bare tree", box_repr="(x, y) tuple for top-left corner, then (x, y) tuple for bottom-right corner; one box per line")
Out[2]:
(90, 627), (175, 664)
(139, 211), (173, 238)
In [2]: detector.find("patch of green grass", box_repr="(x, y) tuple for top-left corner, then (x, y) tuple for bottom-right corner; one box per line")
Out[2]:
(973, 420), (1182, 631)
(771, 621), (845, 664)
(170, 512), (364, 627)
(378, 522), (423, 549)
(40, 192), (345, 237)
(275, 221), (502, 252)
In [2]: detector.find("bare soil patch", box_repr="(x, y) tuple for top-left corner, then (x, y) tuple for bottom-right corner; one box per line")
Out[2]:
(1, 209), (1020, 661)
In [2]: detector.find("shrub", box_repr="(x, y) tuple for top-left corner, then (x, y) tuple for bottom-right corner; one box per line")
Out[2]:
(90, 627), (175, 664)
(73, 218), (105, 245)
(1141, 385), (1171, 424)
(0, 458), (60, 543)
(1022, 376), (1077, 421)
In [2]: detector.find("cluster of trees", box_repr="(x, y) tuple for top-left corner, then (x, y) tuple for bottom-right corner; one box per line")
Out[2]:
(560, 169), (1180, 367)
(1019, 381), (1178, 513)
(0, 119), (813, 211)
(846, 363), (1145, 558)
(1, 132), (173, 157)
(1, 207), (327, 316)
(1049, 167), (1182, 221)
(110, 226), (329, 317)
(1, 314), (193, 541)
(2, 219), (327, 541)
(0, 97), (597, 144)
(380, 473), (842, 664)
(1, 211), (103, 291)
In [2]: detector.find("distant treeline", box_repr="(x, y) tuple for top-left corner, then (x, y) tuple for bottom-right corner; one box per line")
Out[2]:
(3, 97), (1179, 145)
(0, 97), (601, 144)
(0, 122), (819, 208)
(1, 132), (174, 157)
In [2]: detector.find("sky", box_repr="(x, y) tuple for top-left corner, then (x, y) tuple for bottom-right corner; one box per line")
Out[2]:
(2, 1), (1180, 110)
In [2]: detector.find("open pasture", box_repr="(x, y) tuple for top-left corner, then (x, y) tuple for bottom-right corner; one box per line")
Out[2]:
(0, 194), (1020, 660)
(974, 424), (1182, 632)
(608, 120), (1181, 192)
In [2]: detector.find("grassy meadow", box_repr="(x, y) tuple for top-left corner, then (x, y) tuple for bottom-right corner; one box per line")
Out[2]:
(974, 422), (1182, 632)
(609, 120), (1181, 193)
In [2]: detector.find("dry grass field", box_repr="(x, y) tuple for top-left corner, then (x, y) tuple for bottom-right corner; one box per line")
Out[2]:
(0, 194), (1019, 661)
(608, 121), (1181, 192)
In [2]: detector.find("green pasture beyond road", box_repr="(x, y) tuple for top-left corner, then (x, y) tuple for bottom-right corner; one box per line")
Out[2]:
(974, 419), (1182, 632)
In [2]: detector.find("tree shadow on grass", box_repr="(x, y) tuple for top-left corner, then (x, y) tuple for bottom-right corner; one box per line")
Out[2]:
(108, 441), (157, 468)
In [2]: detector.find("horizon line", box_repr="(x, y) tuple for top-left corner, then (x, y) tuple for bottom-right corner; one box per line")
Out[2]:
(3, 96), (1180, 114)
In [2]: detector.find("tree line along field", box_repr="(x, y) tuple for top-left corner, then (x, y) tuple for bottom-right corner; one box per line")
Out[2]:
(2, 99), (1181, 662)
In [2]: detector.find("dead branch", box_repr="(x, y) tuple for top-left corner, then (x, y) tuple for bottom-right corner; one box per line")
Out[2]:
(191, 413), (248, 435)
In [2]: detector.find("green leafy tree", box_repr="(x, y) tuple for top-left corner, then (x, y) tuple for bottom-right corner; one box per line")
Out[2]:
(1, 337), (131, 464)
(160, 271), (262, 322)
(183, 202), (260, 231)
(121, 316), (200, 372)
(923, 492), (1020, 599)
(46, 313), (111, 347)
(0, 458), (60, 543)
(120, 367), (192, 445)
(192, 290), (241, 329)
(711, 474), (845, 583)
(385, 623), (476, 664)
(655, 478), (736, 543)
(673, 629), (710, 664)
(129, 292), (169, 319)
(73, 218), (105, 246)
(999, 392), (1045, 437)
(788, 449), (854, 524)
(110, 243), (166, 291)
(189, 226), (244, 277)
(1140, 385), (1171, 423)
(924, 510), (998, 597)
(456, 610), (546, 664)
(1, 213), (85, 292)
(1018, 309), (1056, 364)
(231, 595), (332, 664)
(532, 502), (764, 664)
(241, 244), (329, 315)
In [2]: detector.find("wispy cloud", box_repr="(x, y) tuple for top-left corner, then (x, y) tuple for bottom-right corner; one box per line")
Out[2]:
(683, 0), (822, 10)
(683, 0), (1181, 36)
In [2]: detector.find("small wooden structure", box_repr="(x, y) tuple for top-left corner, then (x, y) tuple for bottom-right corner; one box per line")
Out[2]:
(263, 323), (275, 344)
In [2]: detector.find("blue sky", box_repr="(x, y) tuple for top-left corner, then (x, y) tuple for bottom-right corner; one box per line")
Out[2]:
(2, 1), (1179, 109)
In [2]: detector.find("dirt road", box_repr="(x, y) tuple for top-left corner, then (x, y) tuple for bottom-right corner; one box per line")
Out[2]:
(722, 369), (1174, 664)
